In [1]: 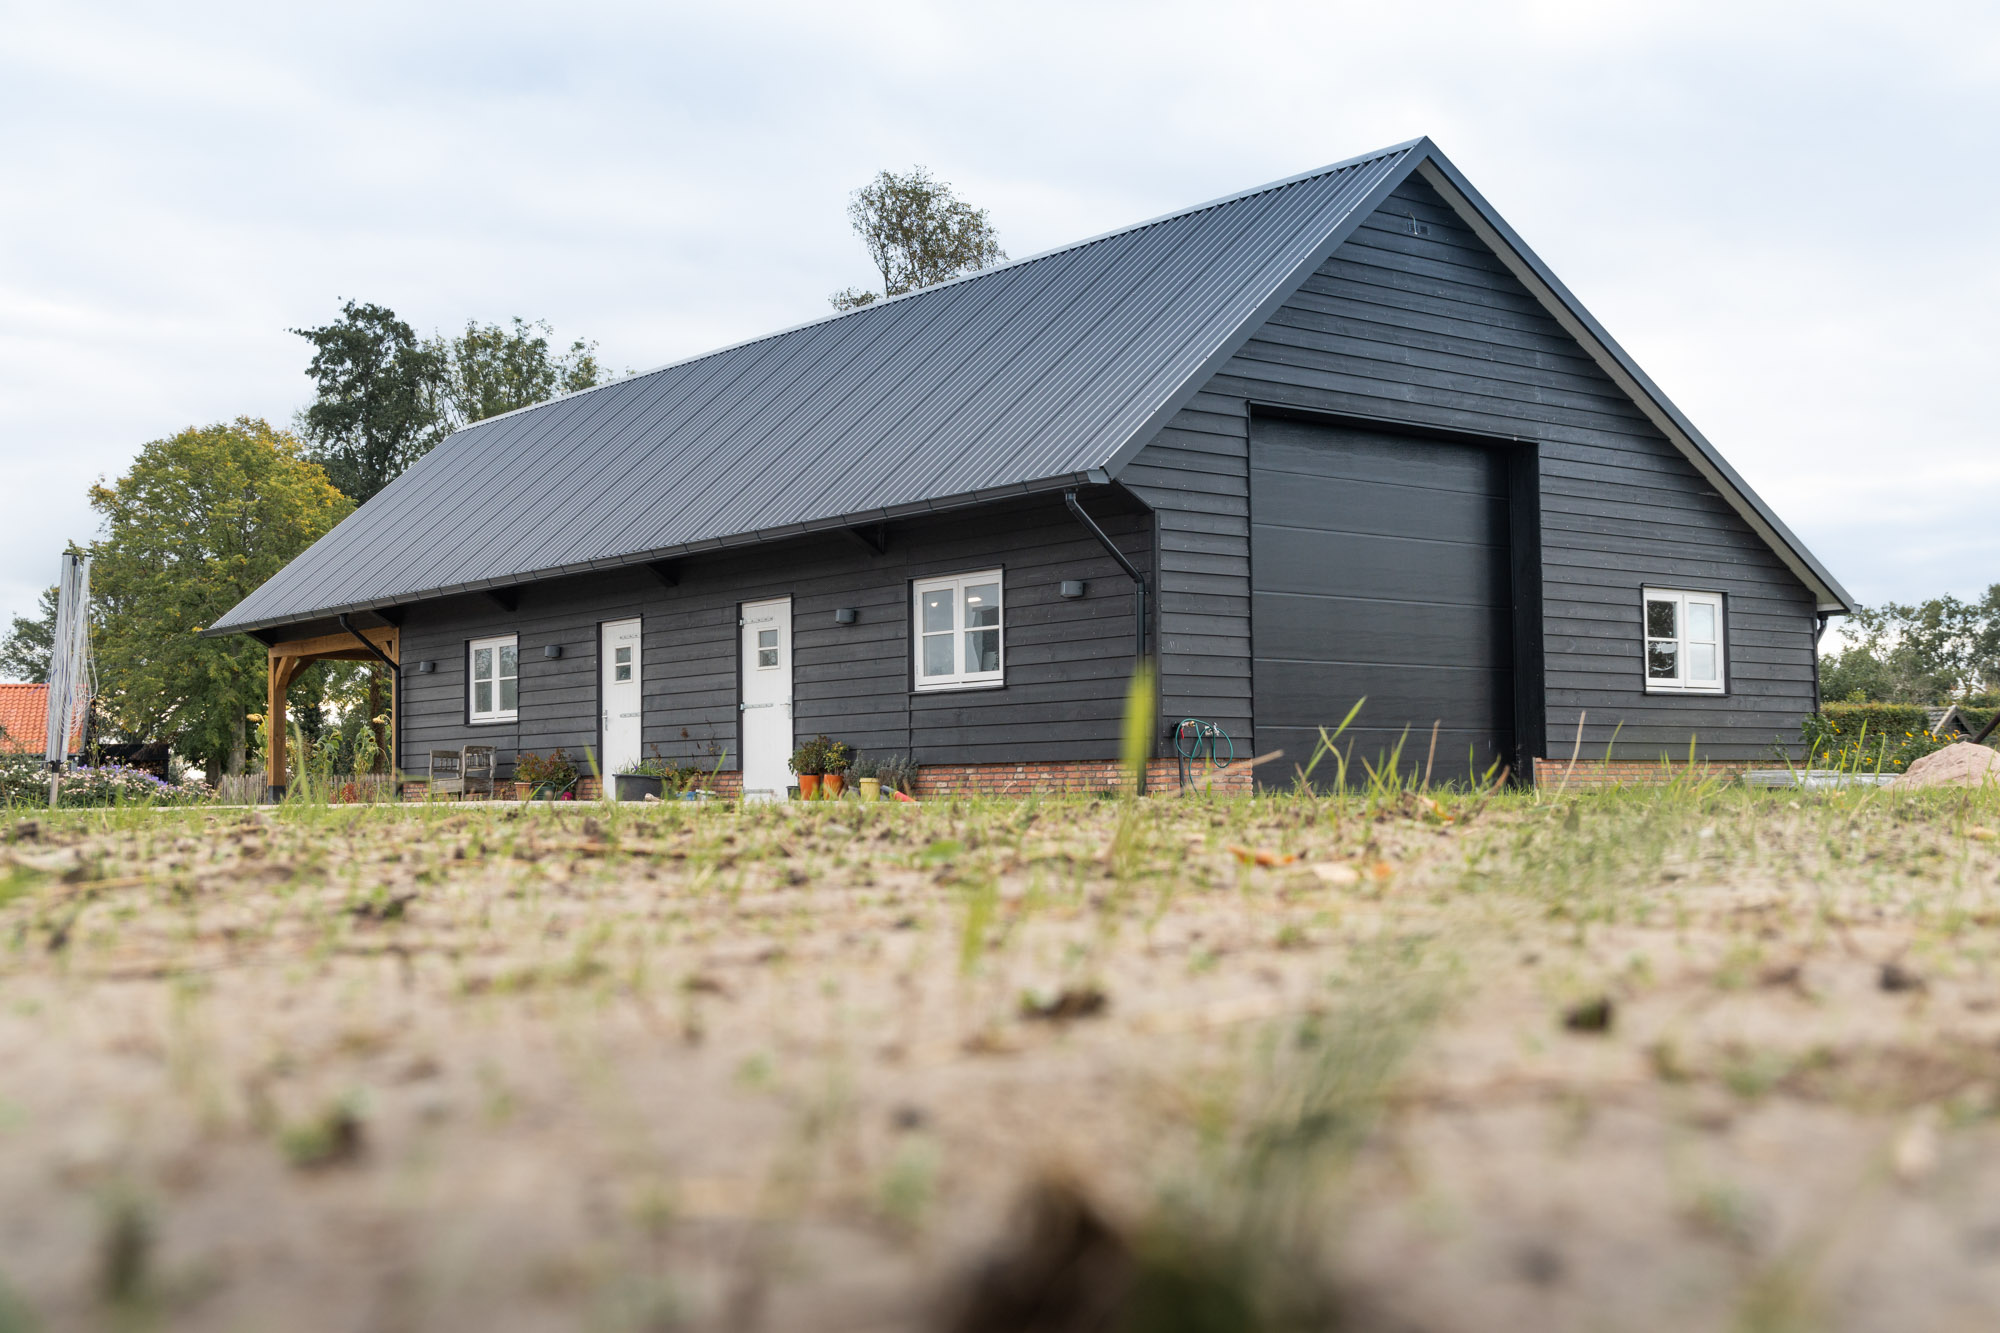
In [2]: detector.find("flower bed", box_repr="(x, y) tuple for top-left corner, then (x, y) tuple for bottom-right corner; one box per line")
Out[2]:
(1, 754), (212, 807)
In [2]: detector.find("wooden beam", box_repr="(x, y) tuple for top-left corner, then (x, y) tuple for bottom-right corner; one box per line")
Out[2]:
(268, 626), (399, 664)
(266, 656), (286, 798)
(265, 651), (315, 799)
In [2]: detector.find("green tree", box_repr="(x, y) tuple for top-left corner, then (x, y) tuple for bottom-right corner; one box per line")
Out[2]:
(829, 167), (1005, 311)
(445, 317), (605, 425)
(0, 586), (58, 682)
(89, 418), (353, 779)
(1818, 587), (2000, 703)
(293, 301), (451, 503)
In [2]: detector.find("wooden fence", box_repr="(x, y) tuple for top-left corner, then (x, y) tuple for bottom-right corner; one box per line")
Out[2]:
(212, 773), (403, 805)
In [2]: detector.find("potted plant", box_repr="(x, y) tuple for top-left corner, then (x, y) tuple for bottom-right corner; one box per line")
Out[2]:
(614, 752), (673, 803)
(850, 754), (881, 802)
(874, 753), (919, 800)
(513, 749), (578, 800)
(788, 736), (826, 800)
(821, 738), (853, 799)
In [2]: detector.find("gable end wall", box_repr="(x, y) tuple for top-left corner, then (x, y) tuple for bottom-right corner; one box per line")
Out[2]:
(1123, 176), (1817, 764)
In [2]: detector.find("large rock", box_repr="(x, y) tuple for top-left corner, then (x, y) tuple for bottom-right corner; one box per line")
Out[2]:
(1889, 742), (2000, 790)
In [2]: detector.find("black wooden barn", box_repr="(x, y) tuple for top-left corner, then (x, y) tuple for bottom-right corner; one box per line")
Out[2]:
(211, 138), (1853, 797)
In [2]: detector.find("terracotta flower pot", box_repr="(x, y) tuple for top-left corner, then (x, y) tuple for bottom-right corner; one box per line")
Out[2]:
(513, 781), (534, 801)
(797, 774), (822, 801)
(823, 774), (845, 799)
(858, 777), (881, 802)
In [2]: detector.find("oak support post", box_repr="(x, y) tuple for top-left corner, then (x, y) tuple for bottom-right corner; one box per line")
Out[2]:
(265, 650), (288, 803)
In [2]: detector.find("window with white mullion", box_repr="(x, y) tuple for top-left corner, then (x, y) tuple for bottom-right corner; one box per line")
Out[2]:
(913, 570), (1004, 690)
(469, 633), (520, 722)
(1642, 589), (1724, 694)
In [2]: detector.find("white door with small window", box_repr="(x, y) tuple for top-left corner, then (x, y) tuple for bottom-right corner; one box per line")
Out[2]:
(739, 598), (792, 800)
(600, 618), (643, 777)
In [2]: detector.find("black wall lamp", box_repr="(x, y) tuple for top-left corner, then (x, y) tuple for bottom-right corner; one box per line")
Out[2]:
(1059, 580), (1086, 599)
(834, 607), (858, 625)
(544, 644), (563, 659)
(414, 660), (436, 674)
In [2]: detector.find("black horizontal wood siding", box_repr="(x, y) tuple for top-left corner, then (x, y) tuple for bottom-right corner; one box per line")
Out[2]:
(1123, 175), (1816, 764)
(395, 493), (1151, 778)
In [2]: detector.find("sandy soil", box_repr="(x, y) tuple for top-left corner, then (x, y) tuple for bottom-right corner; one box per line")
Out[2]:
(2, 786), (1998, 1332)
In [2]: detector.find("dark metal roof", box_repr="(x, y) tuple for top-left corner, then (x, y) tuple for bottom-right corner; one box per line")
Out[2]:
(211, 143), (1420, 633)
(212, 137), (1851, 634)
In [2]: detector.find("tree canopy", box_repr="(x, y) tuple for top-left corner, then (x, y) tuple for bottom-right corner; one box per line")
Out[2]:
(1820, 587), (2000, 704)
(88, 418), (352, 777)
(444, 317), (604, 426)
(294, 303), (610, 502)
(292, 301), (451, 504)
(0, 586), (58, 683)
(829, 167), (1005, 311)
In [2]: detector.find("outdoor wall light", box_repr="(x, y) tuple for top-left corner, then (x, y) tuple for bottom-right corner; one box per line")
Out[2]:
(834, 607), (858, 625)
(414, 660), (435, 674)
(1059, 580), (1087, 599)
(544, 644), (563, 659)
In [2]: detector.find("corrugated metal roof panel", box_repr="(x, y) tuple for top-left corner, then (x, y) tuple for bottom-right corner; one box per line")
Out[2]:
(211, 144), (1418, 633)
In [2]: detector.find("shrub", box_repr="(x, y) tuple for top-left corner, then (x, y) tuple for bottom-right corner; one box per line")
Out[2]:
(1, 756), (212, 807)
(1801, 704), (1966, 773)
(872, 753), (920, 794)
(513, 750), (578, 790)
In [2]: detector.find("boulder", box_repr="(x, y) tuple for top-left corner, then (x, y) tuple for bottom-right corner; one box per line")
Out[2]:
(1889, 742), (2000, 790)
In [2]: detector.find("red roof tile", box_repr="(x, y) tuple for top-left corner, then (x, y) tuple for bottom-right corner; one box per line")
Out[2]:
(0, 683), (49, 753)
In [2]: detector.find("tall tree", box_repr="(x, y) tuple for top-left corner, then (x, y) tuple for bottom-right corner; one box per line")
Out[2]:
(89, 419), (352, 778)
(829, 167), (1005, 311)
(0, 586), (58, 683)
(292, 301), (450, 503)
(445, 317), (605, 426)
(1819, 586), (2000, 703)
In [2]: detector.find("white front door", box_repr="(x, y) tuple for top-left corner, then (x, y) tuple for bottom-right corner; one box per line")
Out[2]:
(739, 598), (792, 800)
(600, 618), (643, 778)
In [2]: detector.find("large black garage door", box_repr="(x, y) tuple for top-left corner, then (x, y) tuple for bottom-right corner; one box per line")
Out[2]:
(1251, 419), (1515, 787)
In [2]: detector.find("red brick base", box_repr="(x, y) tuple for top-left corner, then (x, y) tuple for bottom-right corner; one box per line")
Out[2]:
(913, 757), (1254, 798)
(1531, 757), (1764, 789)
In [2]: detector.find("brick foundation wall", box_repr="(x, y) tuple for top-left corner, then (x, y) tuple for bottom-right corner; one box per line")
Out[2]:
(1531, 757), (1764, 789)
(912, 758), (1253, 798)
(401, 770), (745, 801)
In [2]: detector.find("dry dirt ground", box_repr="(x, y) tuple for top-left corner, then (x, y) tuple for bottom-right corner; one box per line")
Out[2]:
(3, 782), (2000, 1332)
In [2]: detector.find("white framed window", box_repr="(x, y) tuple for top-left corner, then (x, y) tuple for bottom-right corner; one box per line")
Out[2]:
(469, 634), (519, 722)
(913, 570), (1005, 691)
(1642, 589), (1724, 694)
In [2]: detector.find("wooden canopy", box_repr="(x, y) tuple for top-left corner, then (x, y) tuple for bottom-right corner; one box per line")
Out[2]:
(265, 626), (398, 797)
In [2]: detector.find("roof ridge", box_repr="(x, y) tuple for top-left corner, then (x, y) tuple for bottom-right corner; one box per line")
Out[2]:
(451, 140), (1428, 435)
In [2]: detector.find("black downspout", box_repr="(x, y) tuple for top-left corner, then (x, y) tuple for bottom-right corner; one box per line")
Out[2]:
(1065, 488), (1149, 790)
(339, 614), (401, 781)
(1811, 611), (1833, 713)
(1064, 489), (1147, 667)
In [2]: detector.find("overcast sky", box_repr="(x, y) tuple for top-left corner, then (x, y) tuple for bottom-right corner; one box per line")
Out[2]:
(4, 0), (1997, 638)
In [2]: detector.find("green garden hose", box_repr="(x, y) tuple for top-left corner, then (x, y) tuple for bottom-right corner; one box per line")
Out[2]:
(1173, 718), (1234, 790)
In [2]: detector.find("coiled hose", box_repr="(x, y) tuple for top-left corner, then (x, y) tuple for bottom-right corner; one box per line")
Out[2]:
(1172, 717), (1234, 791)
